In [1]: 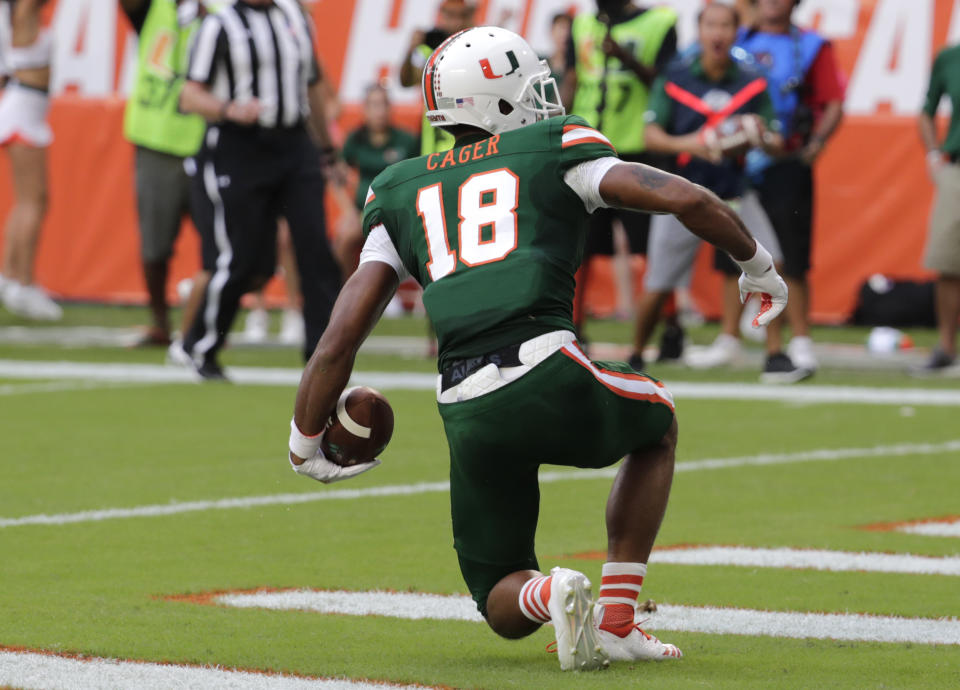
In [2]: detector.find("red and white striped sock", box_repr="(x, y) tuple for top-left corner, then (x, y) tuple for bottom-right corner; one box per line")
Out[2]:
(517, 574), (553, 624)
(597, 562), (646, 635)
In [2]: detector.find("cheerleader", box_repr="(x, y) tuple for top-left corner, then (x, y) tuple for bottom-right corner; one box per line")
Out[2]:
(0, 0), (59, 320)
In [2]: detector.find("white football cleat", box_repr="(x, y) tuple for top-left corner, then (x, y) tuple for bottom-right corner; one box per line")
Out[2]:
(594, 604), (683, 662)
(3, 282), (63, 321)
(547, 568), (609, 671)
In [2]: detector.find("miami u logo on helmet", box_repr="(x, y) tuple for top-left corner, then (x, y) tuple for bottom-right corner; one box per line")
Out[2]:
(479, 50), (520, 79)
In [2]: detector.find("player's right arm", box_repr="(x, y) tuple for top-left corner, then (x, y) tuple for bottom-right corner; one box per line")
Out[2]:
(292, 261), (399, 461)
(598, 162), (787, 325)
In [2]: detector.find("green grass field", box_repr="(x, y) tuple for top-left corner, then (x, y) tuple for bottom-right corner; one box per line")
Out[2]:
(1, 306), (958, 689)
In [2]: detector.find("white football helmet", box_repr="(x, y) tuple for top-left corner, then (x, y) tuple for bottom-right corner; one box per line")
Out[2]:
(422, 26), (564, 135)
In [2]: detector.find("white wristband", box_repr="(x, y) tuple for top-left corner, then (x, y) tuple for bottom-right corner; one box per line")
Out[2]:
(734, 241), (774, 276)
(289, 417), (324, 458)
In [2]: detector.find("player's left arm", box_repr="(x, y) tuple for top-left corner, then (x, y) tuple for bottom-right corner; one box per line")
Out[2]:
(291, 261), (399, 465)
(598, 162), (787, 326)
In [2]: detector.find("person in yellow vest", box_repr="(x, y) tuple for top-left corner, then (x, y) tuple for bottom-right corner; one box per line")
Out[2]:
(121, 0), (211, 346)
(398, 0), (475, 156)
(561, 0), (678, 344)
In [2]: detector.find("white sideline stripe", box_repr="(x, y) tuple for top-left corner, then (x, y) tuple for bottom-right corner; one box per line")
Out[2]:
(212, 590), (960, 646)
(0, 380), (153, 396)
(2, 359), (960, 406)
(0, 650), (422, 690)
(897, 519), (960, 538)
(2, 440), (958, 529)
(650, 546), (960, 576)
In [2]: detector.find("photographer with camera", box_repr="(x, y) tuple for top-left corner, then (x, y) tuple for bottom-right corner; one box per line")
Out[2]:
(736, 0), (845, 377)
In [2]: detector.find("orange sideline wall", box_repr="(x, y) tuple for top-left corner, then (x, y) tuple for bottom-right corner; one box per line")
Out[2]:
(0, 0), (956, 322)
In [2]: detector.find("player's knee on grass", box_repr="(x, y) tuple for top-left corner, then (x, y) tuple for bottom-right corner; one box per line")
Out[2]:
(458, 552), (539, 623)
(485, 570), (544, 639)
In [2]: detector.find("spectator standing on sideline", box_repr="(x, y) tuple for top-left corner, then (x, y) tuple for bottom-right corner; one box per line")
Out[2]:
(631, 2), (806, 382)
(0, 0), (61, 321)
(561, 0), (678, 345)
(915, 42), (960, 373)
(338, 84), (418, 275)
(398, 0), (475, 155)
(735, 0), (845, 376)
(173, 0), (340, 380)
(545, 12), (572, 86)
(121, 0), (209, 346)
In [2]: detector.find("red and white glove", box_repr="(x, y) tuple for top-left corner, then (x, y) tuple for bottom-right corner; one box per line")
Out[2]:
(288, 418), (380, 484)
(735, 242), (788, 328)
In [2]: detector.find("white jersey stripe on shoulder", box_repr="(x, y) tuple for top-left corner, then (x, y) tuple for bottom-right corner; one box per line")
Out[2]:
(364, 186), (375, 206)
(561, 127), (613, 147)
(561, 343), (674, 410)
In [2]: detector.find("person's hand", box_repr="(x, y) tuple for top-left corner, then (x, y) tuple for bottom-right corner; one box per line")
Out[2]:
(741, 114), (766, 148)
(601, 35), (629, 61)
(289, 444), (381, 484)
(800, 136), (825, 165)
(223, 99), (261, 125)
(734, 242), (788, 328)
(696, 127), (724, 163)
(927, 150), (945, 182)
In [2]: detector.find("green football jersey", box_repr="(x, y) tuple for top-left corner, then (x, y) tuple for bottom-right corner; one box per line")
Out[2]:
(362, 115), (618, 371)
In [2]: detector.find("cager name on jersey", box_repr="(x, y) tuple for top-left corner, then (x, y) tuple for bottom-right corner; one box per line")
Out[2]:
(426, 135), (501, 170)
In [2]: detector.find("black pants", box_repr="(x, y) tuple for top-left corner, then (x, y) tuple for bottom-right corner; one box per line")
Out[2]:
(185, 124), (340, 362)
(752, 158), (814, 279)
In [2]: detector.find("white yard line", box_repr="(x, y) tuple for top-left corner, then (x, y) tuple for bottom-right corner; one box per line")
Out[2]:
(650, 546), (960, 576)
(0, 649), (423, 690)
(2, 439), (957, 529)
(1, 359), (960, 405)
(897, 519), (960, 538)
(0, 380), (154, 396)
(211, 589), (960, 646)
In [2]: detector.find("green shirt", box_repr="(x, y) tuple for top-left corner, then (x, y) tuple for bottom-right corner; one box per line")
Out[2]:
(343, 126), (418, 209)
(923, 44), (960, 156)
(362, 115), (617, 371)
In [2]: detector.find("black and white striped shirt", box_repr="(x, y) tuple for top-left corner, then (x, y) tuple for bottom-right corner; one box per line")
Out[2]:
(188, 0), (319, 129)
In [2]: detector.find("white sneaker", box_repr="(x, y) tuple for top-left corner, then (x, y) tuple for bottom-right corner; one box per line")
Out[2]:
(686, 333), (742, 369)
(739, 294), (767, 342)
(279, 308), (305, 345)
(594, 604), (683, 662)
(3, 283), (63, 321)
(547, 568), (609, 671)
(787, 335), (818, 371)
(166, 339), (195, 367)
(244, 308), (269, 342)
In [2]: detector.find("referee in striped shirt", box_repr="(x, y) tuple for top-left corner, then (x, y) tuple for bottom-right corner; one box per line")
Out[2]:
(175, 0), (339, 379)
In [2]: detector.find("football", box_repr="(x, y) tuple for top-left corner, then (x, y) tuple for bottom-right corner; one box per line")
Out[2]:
(320, 386), (394, 467)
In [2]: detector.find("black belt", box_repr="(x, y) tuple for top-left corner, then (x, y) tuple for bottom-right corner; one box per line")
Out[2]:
(440, 342), (524, 392)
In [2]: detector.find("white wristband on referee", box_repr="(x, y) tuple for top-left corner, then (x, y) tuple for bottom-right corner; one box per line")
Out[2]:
(734, 241), (774, 277)
(289, 417), (324, 458)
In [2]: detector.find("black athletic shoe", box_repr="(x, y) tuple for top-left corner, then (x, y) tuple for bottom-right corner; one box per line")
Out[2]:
(656, 324), (685, 362)
(760, 352), (812, 384)
(910, 347), (957, 376)
(627, 352), (645, 372)
(196, 358), (229, 382)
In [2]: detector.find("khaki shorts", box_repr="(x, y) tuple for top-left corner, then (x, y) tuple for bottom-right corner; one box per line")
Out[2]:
(925, 163), (960, 276)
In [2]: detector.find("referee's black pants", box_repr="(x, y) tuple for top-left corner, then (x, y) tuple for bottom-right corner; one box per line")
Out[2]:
(184, 123), (340, 363)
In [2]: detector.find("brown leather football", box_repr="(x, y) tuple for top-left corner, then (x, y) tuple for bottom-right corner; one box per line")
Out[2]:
(320, 386), (394, 467)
